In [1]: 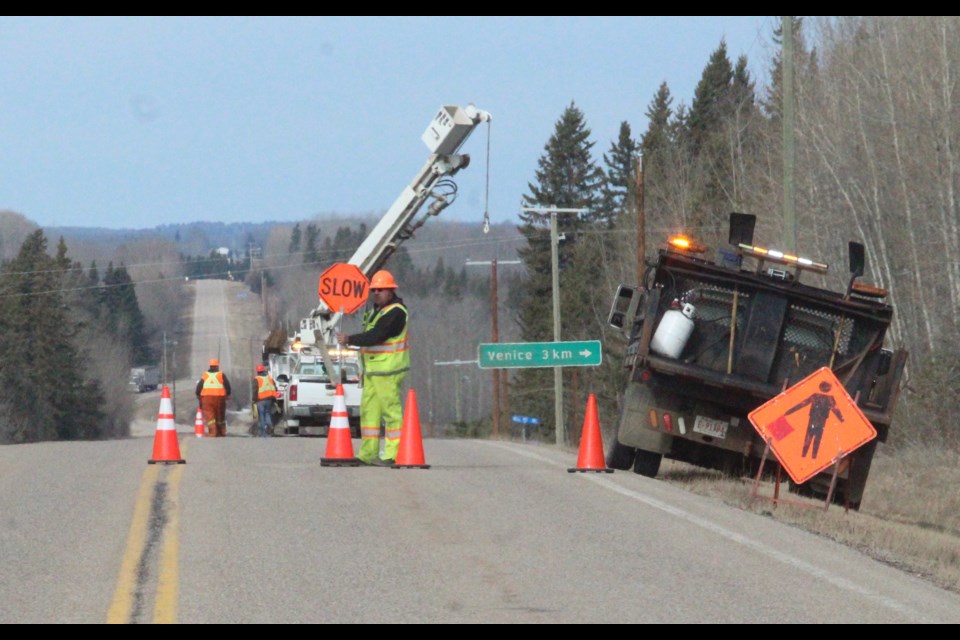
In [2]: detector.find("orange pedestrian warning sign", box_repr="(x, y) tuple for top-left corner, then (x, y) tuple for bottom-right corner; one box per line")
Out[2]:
(748, 367), (876, 485)
(318, 263), (369, 315)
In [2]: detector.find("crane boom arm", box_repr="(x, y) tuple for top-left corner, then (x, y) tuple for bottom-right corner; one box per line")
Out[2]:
(297, 104), (491, 348)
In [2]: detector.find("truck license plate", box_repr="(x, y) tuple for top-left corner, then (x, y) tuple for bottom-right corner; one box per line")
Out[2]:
(693, 416), (728, 439)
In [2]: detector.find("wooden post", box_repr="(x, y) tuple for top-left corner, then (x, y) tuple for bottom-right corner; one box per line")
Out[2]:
(635, 155), (645, 286)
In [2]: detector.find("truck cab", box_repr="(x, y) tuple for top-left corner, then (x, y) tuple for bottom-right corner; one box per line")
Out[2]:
(129, 366), (160, 393)
(279, 348), (362, 437)
(606, 213), (907, 509)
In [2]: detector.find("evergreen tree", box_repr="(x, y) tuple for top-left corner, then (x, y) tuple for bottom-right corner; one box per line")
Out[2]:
(600, 121), (640, 226)
(513, 102), (604, 442)
(303, 223), (320, 267)
(687, 39), (735, 155)
(684, 39), (760, 238)
(102, 263), (152, 364)
(640, 82), (685, 244)
(87, 261), (99, 288)
(642, 82), (675, 163)
(329, 224), (366, 264)
(288, 223), (302, 255)
(0, 230), (104, 443)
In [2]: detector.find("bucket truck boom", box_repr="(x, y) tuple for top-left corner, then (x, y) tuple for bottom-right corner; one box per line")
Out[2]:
(296, 103), (492, 349)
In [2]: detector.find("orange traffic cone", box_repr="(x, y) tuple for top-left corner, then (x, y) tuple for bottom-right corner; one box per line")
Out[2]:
(149, 386), (185, 465)
(194, 407), (205, 438)
(568, 393), (612, 473)
(320, 384), (359, 467)
(393, 389), (430, 469)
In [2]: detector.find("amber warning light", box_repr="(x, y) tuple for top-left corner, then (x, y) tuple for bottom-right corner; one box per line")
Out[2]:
(738, 243), (828, 274)
(667, 236), (707, 254)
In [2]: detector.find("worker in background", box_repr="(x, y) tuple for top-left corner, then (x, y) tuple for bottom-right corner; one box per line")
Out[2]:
(196, 358), (232, 437)
(252, 363), (277, 438)
(337, 269), (408, 466)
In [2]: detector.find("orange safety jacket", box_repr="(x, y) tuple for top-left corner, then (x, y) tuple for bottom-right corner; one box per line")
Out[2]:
(201, 371), (227, 397)
(256, 374), (277, 401)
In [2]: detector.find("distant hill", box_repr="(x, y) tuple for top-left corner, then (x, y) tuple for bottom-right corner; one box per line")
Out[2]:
(45, 217), (524, 270)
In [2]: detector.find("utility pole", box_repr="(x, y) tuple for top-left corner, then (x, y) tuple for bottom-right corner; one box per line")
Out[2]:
(466, 258), (520, 438)
(783, 15), (796, 253)
(636, 153), (645, 286)
(521, 205), (583, 447)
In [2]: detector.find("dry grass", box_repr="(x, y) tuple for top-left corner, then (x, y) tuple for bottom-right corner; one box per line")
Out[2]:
(659, 445), (960, 595)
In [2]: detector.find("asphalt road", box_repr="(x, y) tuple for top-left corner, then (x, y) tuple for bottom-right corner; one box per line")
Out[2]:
(2, 280), (959, 623)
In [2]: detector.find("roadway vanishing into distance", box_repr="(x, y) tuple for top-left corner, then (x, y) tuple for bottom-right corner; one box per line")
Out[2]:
(1, 280), (959, 623)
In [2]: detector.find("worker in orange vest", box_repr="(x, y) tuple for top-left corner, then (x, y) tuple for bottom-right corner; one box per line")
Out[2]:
(196, 358), (232, 437)
(252, 363), (277, 437)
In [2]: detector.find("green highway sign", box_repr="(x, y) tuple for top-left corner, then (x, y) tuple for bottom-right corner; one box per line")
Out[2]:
(478, 340), (602, 369)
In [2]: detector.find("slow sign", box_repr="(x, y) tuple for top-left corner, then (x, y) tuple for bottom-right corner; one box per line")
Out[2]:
(317, 263), (370, 314)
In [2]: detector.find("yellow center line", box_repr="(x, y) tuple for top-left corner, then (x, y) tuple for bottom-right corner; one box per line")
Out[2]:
(153, 459), (184, 623)
(106, 436), (189, 624)
(106, 463), (159, 623)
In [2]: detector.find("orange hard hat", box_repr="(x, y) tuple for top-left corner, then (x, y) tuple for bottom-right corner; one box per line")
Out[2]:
(209, 358), (220, 368)
(256, 364), (266, 373)
(370, 270), (397, 289)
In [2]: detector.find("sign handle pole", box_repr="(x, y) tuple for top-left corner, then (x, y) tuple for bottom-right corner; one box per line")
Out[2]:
(752, 437), (772, 501)
(824, 451), (844, 512)
(774, 464), (782, 503)
(727, 285), (739, 374)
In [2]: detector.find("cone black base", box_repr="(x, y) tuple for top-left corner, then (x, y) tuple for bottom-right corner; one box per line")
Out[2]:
(321, 457), (360, 467)
(567, 467), (613, 473)
(391, 463), (431, 469)
(149, 459), (186, 465)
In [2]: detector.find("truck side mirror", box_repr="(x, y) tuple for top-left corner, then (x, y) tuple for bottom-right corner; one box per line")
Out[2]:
(608, 285), (637, 330)
(845, 241), (866, 299)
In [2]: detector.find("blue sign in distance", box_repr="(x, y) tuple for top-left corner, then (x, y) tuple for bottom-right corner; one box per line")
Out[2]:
(478, 340), (602, 369)
(511, 415), (540, 425)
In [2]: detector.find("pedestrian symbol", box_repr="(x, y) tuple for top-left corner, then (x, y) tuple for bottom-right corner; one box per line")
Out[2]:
(748, 367), (876, 485)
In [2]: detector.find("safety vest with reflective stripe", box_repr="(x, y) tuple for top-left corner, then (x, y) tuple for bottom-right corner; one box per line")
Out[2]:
(256, 374), (276, 400)
(201, 371), (226, 396)
(361, 302), (409, 376)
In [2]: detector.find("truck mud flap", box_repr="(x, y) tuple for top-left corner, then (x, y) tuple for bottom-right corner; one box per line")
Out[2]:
(616, 383), (672, 454)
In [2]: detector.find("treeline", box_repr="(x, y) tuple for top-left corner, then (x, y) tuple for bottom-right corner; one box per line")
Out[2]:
(0, 230), (153, 443)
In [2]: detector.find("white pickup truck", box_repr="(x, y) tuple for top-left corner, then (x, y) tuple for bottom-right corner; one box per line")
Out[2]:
(278, 350), (361, 437)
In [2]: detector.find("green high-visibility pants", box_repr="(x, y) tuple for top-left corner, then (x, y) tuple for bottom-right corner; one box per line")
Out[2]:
(358, 372), (407, 463)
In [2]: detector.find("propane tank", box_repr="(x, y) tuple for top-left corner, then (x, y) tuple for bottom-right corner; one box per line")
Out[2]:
(650, 301), (696, 359)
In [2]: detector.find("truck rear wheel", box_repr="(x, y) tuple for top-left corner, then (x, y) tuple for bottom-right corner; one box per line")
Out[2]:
(606, 437), (636, 470)
(633, 449), (662, 478)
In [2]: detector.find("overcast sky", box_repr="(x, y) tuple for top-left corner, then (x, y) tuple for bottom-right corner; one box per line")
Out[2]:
(0, 16), (776, 230)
